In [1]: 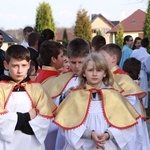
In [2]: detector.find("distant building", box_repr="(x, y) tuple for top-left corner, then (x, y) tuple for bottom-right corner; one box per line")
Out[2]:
(0, 29), (20, 50)
(108, 9), (146, 43)
(91, 14), (119, 43)
(56, 31), (75, 43)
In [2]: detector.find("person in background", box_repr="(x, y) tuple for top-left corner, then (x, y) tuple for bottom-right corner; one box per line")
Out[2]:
(130, 37), (150, 108)
(132, 37), (142, 50)
(119, 35), (133, 69)
(28, 60), (37, 81)
(38, 28), (54, 51)
(21, 26), (33, 48)
(122, 57), (150, 148)
(37, 29), (55, 69)
(54, 53), (140, 150)
(43, 37), (90, 150)
(27, 32), (40, 72)
(35, 41), (64, 84)
(0, 44), (56, 150)
(123, 57), (141, 85)
(61, 49), (70, 73)
(91, 35), (106, 52)
(0, 32), (5, 76)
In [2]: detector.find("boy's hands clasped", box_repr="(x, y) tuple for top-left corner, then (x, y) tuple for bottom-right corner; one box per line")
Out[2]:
(91, 131), (110, 150)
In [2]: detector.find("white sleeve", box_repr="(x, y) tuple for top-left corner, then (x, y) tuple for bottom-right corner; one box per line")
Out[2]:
(144, 56), (150, 73)
(0, 112), (17, 142)
(62, 124), (86, 149)
(107, 126), (136, 149)
(29, 115), (50, 144)
(125, 95), (137, 106)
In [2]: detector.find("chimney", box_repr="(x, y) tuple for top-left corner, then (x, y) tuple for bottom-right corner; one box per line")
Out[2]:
(91, 14), (97, 20)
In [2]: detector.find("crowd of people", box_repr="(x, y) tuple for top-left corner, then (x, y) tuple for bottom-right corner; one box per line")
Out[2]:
(0, 26), (149, 150)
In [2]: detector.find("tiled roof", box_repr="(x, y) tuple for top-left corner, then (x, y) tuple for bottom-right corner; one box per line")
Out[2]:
(56, 32), (75, 41)
(111, 21), (119, 26)
(91, 14), (115, 27)
(0, 30), (20, 42)
(108, 9), (146, 33)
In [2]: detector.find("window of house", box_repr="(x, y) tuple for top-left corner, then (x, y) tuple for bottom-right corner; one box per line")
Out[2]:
(92, 28), (99, 33)
(132, 19), (136, 24)
(101, 28), (109, 35)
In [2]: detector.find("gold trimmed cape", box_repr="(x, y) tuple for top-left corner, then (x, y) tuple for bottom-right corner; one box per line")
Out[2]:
(111, 66), (146, 98)
(44, 71), (74, 98)
(0, 80), (56, 118)
(54, 84), (140, 130)
(111, 66), (147, 119)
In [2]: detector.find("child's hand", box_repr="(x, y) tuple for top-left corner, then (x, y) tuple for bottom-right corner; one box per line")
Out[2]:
(91, 131), (105, 149)
(29, 108), (37, 120)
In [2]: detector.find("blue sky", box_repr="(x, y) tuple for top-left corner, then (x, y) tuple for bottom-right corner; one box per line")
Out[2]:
(0, 0), (148, 30)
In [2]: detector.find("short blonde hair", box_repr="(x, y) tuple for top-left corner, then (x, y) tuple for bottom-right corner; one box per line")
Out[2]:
(79, 53), (114, 88)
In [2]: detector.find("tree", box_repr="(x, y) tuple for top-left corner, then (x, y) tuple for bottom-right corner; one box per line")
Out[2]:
(144, 0), (150, 53)
(62, 29), (69, 45)
(116, 23), (124, 49)
(34, 2), (56, 36)
(74, 9), (92, 41)
(97, 29), (102, 36)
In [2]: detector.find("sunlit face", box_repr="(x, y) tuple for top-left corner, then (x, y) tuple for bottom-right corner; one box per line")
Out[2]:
(54, 49), (64, 70)
(69, 57), (84, 75)
(83, 60), (106, 88)
(99, 50), (115, 69)
(134, 40), (141, 49)
(4, 58), (30, 83)
(126, 37), (133, 48)
(62, 55), (70, 72)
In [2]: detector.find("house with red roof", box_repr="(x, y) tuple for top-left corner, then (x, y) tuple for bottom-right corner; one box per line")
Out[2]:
(108, 9), (146, 43)
(56, 31), (75, 43)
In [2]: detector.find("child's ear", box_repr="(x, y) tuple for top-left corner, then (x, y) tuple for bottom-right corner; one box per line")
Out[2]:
(51, 56), (57, 63)
(103, 73), (106, 78)
(112, 55), (117, 63)
(83, 73), (86, 77)
(3, 60), (8, 70)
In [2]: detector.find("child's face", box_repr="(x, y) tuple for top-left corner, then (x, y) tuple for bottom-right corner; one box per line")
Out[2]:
(99, 50), (115, 69)
(135, 40), (141, 49)
(83, 60), (106, 89)
(69, 56), (84, 75)
(53, 49), (64, 70)
(62, 55), (70, 72)
(4, 58), (30, 83)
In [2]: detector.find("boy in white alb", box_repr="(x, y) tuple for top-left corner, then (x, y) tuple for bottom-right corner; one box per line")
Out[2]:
(42, 38), (90, 150)
(0, 45), (56, 150)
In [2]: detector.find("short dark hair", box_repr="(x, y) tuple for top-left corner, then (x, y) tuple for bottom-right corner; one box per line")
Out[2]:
(123, 35), (132, 45)
(67, 37), (90, 58)
(40, 41), (63, 66)
(141, 37), (149, 48)
(91, 35), (106, 51)
(28, 32), (40, 46)
(123, 57), (141, 80)
(38, 29), (54, 51)
(132, 37), (142, 50)
(41, 29), (54, 40)
(23, 26), (33, 35)
(99, 43), (122, 65)
(0, 32), (3, 36)
(5, 45), (30, 63)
